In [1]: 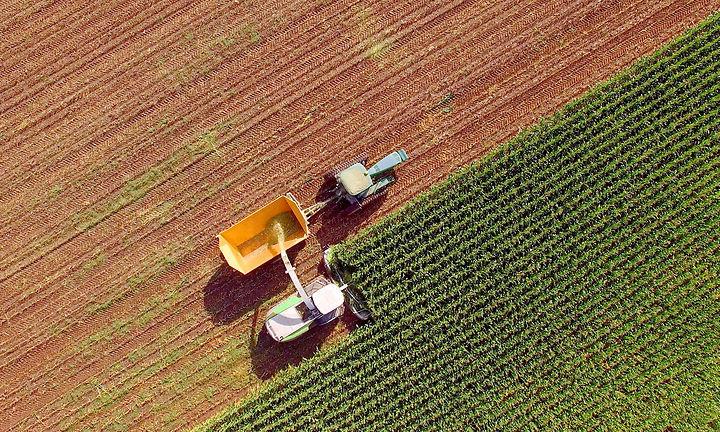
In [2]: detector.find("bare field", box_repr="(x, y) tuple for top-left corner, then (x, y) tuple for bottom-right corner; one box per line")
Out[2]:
(1, 0), (717, 430)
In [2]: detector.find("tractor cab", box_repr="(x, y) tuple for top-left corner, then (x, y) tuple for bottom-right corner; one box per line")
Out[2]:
(336, 163), (372, 207)
(338, 163), (372, 196)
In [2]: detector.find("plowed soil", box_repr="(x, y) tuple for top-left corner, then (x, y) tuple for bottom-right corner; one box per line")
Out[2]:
(1, 0), (717, 430)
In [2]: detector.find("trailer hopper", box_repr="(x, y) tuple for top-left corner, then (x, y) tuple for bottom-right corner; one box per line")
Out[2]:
(218, 194), (309, 274)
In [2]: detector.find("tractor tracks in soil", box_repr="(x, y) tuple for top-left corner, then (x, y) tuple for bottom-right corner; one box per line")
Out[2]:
(0, 0), (596, 372)
(0, 0), (423, 268)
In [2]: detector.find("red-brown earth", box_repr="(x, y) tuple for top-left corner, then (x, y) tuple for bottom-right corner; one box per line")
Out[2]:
(0, 0), (717, 430)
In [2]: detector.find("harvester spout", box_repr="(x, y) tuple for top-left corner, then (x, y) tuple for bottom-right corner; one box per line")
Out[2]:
(279, 248), (316, 312)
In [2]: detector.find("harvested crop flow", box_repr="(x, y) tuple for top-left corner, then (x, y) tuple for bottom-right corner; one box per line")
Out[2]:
(238, 213), (301, 256)
(201, 14), (720, 431)
(1, 0), (718, 430)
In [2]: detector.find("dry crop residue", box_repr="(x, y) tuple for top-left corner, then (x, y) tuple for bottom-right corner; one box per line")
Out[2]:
(1, 0), (718, 430)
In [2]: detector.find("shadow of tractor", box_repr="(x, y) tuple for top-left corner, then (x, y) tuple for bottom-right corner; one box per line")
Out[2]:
(312, 187), (388, 249)
(203, 246), (299, 325)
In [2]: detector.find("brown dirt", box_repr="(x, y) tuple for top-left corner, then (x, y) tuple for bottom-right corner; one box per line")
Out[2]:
(0, 0), (717, 430)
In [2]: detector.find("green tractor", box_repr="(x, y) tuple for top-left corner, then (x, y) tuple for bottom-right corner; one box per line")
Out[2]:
(304, 149), (409, 217)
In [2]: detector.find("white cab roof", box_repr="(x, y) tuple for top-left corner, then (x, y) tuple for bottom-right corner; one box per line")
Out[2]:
(338, 163), (372, 195)
(312, 284), (344, 314)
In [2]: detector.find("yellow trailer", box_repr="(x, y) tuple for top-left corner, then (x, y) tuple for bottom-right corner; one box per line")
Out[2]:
(218, 194), (309, 274)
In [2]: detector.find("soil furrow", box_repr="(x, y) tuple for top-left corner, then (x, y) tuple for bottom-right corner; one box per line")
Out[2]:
(0, 0), (556, 360)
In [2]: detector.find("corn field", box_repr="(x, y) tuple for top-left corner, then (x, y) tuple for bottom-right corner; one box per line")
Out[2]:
(199, 13), (720, 432)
